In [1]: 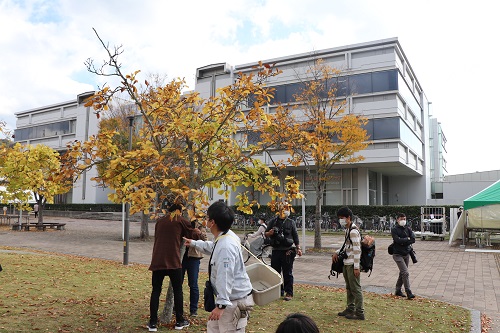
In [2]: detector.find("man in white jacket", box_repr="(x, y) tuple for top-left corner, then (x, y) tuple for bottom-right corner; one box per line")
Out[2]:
(184, 201), (254, 333)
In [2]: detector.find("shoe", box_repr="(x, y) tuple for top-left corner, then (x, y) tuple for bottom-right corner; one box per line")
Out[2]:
(147, 322), (157, 332)
(284, 293), (292, 301)
(175, 319), (190, 330)
(345, 313), (365, 320)
(337, 309), (354, 316)
(395, 290), (406, 297)
(406, 291), (415, 299)
(190, 311), (198, 317)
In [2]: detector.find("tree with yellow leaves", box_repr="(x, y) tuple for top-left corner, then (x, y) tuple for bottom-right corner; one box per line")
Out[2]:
(0, 143), (72, 225)
(260, 59), (369, 249)
(63, 29), (303, 224)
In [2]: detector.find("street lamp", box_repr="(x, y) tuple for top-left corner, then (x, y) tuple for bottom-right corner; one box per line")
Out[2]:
(123, 115), (135, 265)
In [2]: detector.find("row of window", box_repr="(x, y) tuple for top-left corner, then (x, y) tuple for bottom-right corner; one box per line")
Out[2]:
(14, 120), (76, 141)
(268, 69), (400, 105)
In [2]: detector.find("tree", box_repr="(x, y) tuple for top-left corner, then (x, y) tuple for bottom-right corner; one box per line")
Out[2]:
(63, 30), (303, 322)
(0, 144), (72, 224)
(260, 59), (369, 249)
(64, 29), (302, 220)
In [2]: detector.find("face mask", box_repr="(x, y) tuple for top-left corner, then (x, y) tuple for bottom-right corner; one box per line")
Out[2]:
(283, 210), (290, 218)
(339, 218), (346, 227)
(398, 219), (406, 227)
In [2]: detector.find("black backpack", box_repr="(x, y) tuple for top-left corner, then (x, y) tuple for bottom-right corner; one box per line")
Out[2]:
(348, 229), (375, 277)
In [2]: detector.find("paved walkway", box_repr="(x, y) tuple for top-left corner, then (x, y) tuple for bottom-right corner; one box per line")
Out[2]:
(1, 217), (499, 332)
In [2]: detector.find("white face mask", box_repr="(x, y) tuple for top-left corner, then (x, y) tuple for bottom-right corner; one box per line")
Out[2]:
(283, 210), (290, 218)
(398, 219), (406, 227)
(339, 218), (346, 227)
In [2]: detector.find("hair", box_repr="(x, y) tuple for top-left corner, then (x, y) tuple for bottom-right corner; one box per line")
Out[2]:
(336, 206), (353, 219)
(207, 201), (234, 232)
(397, 212), (406, 219)
(275, 313), (320, 333)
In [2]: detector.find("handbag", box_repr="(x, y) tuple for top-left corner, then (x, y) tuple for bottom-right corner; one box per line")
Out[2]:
(204, 280), (216, 312)
(388, 243), (394, 255)
(204, 230), (228, 312)
(409, 247), (418, 264)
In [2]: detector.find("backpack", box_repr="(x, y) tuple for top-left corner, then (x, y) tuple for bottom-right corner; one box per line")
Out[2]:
(348, 228), (375, 277)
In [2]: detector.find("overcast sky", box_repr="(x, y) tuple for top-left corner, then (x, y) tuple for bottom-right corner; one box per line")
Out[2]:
(0, 0), (498, 176)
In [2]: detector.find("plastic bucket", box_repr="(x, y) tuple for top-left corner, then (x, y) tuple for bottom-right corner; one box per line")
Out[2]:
(245, 263), (282, 306)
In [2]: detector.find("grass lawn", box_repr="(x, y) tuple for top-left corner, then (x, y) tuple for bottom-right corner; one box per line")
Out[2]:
(0, 247), (470, 333)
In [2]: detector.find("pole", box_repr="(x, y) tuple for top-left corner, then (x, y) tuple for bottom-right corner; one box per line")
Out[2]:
(301, 194), (306, 254)
(124, 115), (134, 265)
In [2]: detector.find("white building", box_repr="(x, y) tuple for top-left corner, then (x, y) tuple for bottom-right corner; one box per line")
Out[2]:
(14, 91), (111, 204)
(195, 37), (444, 206)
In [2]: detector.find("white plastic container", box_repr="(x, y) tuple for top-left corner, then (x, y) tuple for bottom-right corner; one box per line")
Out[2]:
(245, 263), (282, 306)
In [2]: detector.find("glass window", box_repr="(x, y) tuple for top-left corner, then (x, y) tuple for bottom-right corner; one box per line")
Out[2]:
(286, 82), (304, 102)
(342, 169), (352, 188)
(372, 70), (398, 92)
(373, 118), (400, 140)
(349, 73), (371, 95)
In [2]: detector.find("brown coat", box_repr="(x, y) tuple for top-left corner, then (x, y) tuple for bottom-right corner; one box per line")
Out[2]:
(149, 214), (199, 271)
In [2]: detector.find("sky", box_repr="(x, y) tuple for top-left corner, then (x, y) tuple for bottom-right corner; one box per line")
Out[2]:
(0, 0), (498, 176)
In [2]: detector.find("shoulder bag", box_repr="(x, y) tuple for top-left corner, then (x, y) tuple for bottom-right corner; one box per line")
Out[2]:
(204, 231), (228, 312)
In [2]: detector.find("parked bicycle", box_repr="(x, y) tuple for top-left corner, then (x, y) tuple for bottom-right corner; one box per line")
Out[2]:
(241, 234), (272, 265)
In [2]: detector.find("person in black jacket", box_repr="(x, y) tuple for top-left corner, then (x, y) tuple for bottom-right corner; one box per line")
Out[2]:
(265, 202), (302, 301)
(391, 213), (416, 299)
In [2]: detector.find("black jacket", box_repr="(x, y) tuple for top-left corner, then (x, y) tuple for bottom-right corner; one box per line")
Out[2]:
(391, 224), (415, 256)
(265, 217), (299, 250)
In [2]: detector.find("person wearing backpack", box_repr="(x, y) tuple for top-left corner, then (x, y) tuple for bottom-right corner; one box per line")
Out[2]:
(332, 206), (365, 320)
(391, 213), (416, 300)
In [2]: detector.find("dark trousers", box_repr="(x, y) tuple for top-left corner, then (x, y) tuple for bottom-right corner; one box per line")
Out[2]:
(149, 268), (184, 324)
(271, 249), (296, 296)
(182, 257), (201, 314)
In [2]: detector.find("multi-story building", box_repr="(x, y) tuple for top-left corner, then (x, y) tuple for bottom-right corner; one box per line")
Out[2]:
(195, 37), (445, 206)
(13, 91), (111, 204)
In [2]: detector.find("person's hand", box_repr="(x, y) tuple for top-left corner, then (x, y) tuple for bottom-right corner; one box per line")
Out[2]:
(297, 248), (303, 257)
(332, 253), (339, 263)
(354, 268), (360, 278)
(209, 307), (224, 321)
(183, 237), (193, 246)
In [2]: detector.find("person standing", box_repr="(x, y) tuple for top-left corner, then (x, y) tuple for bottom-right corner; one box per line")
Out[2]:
(265, 202), (302, 301)
(246, 216), (267, 255)
(332, 206), (365, 320)
(33, 203), (39, 218)
(147, 196), (200, 332)
(391, 212), (416, 299)
(181, 220), (207, 317)
(184, 201), (254, 333)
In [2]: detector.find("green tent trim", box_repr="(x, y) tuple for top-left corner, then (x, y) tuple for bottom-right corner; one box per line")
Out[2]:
(463, 179), (500, 210)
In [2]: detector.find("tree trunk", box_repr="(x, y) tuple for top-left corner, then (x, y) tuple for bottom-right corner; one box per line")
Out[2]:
(37, 200), (44, 225)
(140, 212), (149, 239)
(314, 192), (322, 249)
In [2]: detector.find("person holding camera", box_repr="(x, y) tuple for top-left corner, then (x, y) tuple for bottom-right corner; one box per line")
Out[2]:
(265, 202), (302, 301)
(332, 206), (365, 320)
(391, 213), (416, 300)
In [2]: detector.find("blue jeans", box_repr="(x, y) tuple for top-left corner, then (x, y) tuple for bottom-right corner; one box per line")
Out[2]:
(182, 257), (201, 314)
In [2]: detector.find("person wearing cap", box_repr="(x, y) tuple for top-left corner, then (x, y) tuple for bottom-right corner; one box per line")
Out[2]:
(265, 202), (302, 301)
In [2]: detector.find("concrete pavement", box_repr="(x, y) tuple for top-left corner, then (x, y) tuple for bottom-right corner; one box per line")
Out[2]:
(1, 216), (499, 332)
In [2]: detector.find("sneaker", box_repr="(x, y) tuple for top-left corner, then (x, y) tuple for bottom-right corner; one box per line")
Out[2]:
(175, 319), (190, 330)
(190, 311), (198, 317)
(345, 313), (365, 320)
(283, 293), (293, 301)
(337, 309), (354, 316)
(394, 290), (406, 297)
(147, 323), (157, 332)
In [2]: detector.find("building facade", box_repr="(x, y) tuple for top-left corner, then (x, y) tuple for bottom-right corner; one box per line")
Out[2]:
(195, 38), (445, 206)
(14, 91), (111, 204)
